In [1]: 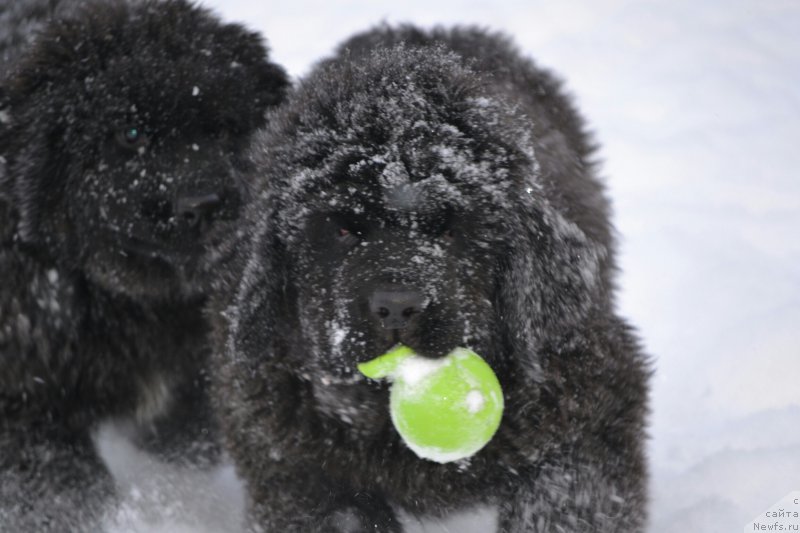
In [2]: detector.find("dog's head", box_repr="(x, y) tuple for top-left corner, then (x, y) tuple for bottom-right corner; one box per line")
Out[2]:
(235, 43), (605, 405)
(1, 0), (288, 299)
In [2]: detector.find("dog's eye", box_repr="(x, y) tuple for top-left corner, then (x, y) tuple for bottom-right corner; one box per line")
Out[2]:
(328, 213), (366, 247)
(337, 227), (363, 246)
(116, 127), (149, 150)
(124, 128), (140, 142)
(338, 227), (361, 239)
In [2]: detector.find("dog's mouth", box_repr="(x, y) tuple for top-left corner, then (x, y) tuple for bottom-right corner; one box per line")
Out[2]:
(113, 234), (204, 266)
(376, 330), (450, 360)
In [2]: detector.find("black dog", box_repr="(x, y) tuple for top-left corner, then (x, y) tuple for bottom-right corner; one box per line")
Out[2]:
(0, 0), (288, 530)
(216, 25), (648, 532)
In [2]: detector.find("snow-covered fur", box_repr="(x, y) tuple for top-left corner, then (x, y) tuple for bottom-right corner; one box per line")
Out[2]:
(0, 0), (288, 530)
(215, 25), (649, 532)
(1, 0), (70, 75)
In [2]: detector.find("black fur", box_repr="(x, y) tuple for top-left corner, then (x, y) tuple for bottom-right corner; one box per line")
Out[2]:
(216, 25), (649, 532)
(0, 0), (288, 530)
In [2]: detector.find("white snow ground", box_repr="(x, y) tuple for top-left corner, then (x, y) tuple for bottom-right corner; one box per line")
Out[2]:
(98, 1), (800, 531)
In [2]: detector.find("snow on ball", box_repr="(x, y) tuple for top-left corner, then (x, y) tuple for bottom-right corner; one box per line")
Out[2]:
(357, 345), (504, 463)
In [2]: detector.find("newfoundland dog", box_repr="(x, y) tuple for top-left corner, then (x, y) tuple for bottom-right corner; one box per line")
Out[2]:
(216, 25), (648, 532)
(0, 0), (287, 530)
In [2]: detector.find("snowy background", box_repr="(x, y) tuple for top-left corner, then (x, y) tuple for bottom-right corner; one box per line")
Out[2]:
(100, 1), (800, 531)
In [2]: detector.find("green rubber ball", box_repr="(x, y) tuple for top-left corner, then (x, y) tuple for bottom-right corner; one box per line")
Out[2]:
(358, 346), (504, 463)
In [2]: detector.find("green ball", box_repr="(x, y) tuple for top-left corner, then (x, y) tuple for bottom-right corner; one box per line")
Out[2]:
(358, 345), (504, 463)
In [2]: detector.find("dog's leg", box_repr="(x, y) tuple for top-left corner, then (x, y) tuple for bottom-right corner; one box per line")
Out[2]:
(129, 364), (221, 468)
(0, 424), (116, 532)
(496, 456), (646, 533)
(246, 468), (402, 533)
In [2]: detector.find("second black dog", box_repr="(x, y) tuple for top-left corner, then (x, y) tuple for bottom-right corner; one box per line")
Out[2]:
(215, 25), (648, 533)
(0, 0), (288, 530)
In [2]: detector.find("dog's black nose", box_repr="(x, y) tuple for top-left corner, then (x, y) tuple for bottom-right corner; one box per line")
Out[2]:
(369, 288), (426, 329)
(175, 193), (221, 228)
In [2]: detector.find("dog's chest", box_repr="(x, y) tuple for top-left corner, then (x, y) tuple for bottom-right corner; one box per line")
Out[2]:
(134, 372), (172, 423)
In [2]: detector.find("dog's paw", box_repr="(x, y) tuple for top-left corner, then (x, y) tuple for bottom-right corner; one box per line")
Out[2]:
(321, 500), (401, 533)
(322, 508), (367, 532)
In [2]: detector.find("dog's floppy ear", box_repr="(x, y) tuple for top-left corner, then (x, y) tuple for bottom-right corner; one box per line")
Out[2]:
(0, 86), (14, 243)
(499, 193), (607, 380)
(0, 86), (8, 128)
(11, 110), (70, 249)
(227, 206), (293, 369)
(235, 41), (290, 123)
(2, 58), (74, 248)
(214, 202), (295, 441)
